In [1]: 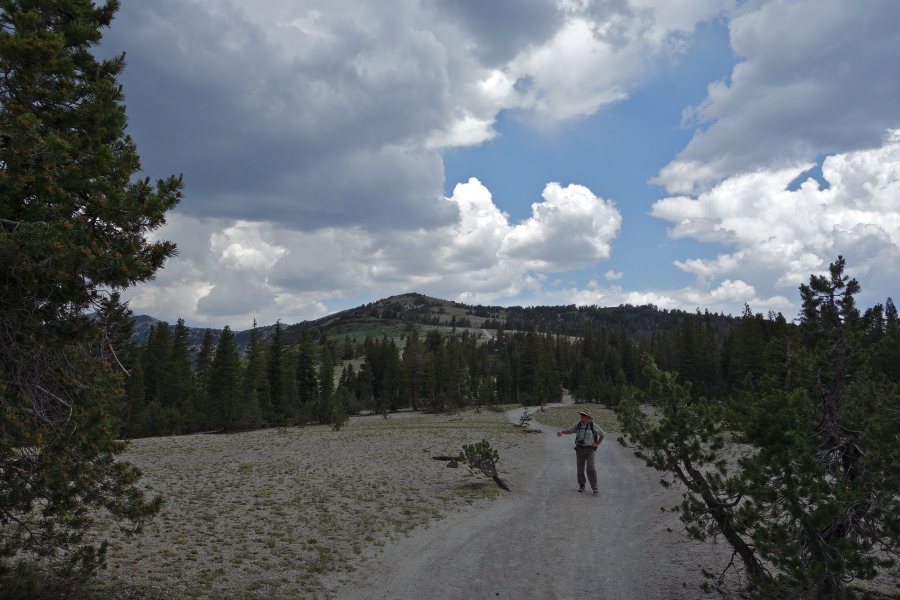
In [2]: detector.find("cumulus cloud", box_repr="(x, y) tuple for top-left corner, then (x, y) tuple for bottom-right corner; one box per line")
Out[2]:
(651, 130), (900, 307)
(654, 0), (900, 193)
(212, 222), (287, 272)
(501, 182), (622, 270)
(103, 0), (900, 328)
(507, 0), (726, 122)
(124, 179), (622, 328)
(674, 252), (747, 285)
(99, 0), (727, 231)
(554, 279), (792, 317)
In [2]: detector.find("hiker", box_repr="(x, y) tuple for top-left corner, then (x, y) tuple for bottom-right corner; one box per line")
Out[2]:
(557, 409), (605, 493)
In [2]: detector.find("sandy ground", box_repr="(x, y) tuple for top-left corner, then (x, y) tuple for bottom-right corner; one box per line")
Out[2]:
(326, 404), (732, 600)
(90, 401), (733, 599)
(92, 408), (538, 599)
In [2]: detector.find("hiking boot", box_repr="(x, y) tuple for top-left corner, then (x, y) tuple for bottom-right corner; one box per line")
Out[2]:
(578, 487), (585, 492)
(592, 489), (599, 494)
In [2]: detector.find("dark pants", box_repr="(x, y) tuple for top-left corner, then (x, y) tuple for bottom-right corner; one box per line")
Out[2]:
(575, 447), (598, 490)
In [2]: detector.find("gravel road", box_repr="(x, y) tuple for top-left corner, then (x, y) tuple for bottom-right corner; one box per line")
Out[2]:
(330, 404), (730, 600)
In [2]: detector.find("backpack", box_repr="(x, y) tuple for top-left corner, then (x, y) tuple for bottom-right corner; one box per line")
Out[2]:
(574, 420), (600, 450)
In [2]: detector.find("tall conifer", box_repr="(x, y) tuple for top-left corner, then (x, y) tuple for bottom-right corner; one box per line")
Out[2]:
(168, 318), (196, 429)
(240, 320), (265, 429)
(0, 0), (179, 582)
(401, 330), (426, 410)
(208, 326), (241, 430)
(266, 321), (286, 424)
(0, 0), (181, 587)
(193, 328), (215, 427)
(295, 329), (318, 422)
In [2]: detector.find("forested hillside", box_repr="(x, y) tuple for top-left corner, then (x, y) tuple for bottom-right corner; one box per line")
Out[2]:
(127, 293), (737, 356)
(116, 289), (899, 439)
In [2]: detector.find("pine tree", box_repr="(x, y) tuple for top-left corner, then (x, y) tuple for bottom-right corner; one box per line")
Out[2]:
(380, 340), (401, 413)
(357, 361), (375, 411)
(168, 318), (196, 430)
(207, 326), (242, 430)
(444, 337), (467, 408)
(721, 304), (768, 392)
(615, 355), (766, 586)
(193, 328), (215, 427)
(239, 320), (265, 429)
(617, 327), (639, 385)
(140, 322), (179, 435)
(740, 256), (900, 598)
(337, 362), (357, 404)
(94, 290), (138, 431)
(617, 258), (900, 598)
(295, 328), (318, 423)
(401, 329), (426, 410)
(122, 357), (148, 438)
(266, 321), (286, 424)
(517, 325), (543, 405)
(541, 333), (563, 403)
(0, 0), (179, 583)
(494, 357), (515, 404)
(431, 343), (451, 411)
(341, 335), (354, 360)
(141, 321), (171, 409)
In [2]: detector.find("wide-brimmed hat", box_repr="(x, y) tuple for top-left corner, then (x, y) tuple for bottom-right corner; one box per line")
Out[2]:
(577, 409), (592, 419)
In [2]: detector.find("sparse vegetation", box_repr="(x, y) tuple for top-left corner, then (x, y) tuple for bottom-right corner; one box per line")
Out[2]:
(460, 439), (510, 491)
(518, 407), (533, 428)
(84, 409), (526, 599)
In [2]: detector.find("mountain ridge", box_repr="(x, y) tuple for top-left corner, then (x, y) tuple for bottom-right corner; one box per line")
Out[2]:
(129, 292), (741, 354)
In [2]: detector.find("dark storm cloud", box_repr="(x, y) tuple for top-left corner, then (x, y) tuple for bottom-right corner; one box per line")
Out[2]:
(428, 0), (562, 65)
(197, 279), (278, 319)
(101, 0), (458, 232)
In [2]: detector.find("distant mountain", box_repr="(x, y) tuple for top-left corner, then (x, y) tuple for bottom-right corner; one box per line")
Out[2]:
(128, 292), (488, 354)
(128, 315), (286, 356)
(129, 292), (740, 355)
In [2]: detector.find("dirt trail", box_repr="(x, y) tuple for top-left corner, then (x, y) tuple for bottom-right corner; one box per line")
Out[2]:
(330, 406), (729, 600)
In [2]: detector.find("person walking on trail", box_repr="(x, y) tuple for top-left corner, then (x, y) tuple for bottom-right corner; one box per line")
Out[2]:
(557, 409), (605, 493)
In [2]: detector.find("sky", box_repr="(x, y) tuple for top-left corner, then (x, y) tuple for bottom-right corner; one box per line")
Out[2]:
(96, 0), (900, 330)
